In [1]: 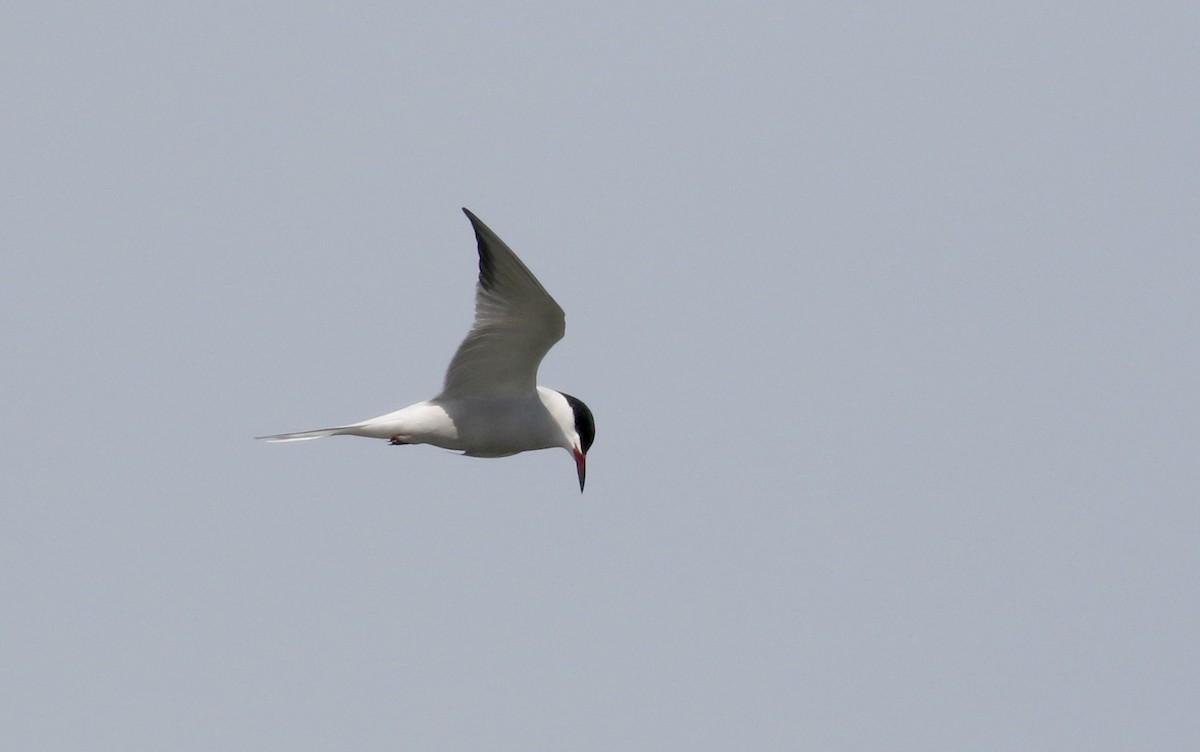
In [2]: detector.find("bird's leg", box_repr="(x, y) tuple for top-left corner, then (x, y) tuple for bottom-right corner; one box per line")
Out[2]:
(389, 436), (410, 446)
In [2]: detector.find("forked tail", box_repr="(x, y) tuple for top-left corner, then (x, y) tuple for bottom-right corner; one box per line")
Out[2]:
(255, 426), (350, 442)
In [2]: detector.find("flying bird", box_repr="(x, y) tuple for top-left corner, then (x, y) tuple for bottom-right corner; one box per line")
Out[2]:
(258, 208), (595, 491)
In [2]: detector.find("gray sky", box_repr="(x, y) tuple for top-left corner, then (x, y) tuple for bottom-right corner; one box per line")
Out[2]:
(3, 2), (1197, 749)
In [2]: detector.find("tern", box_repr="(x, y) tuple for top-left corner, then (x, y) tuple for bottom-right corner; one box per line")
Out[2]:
(258, 208), (595, 491)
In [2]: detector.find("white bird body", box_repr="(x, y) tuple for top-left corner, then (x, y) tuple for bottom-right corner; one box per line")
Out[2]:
(259, 209), (595, 491)
(266, 387), (576, 457)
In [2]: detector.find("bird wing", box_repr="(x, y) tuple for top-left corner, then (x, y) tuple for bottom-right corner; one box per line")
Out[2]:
(438, 208), (566, 398)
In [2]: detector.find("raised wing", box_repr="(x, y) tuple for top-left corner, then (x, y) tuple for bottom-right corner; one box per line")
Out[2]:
(438, 209), (566, 398)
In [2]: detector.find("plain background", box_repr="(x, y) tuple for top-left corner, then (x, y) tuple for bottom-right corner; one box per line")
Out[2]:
(3, 2), (1197, 750)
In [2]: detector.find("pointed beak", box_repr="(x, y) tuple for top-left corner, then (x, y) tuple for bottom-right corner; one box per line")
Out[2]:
(573, 447), (587, 492)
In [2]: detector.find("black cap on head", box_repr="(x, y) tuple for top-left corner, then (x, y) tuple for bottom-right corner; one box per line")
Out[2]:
(559, 392), (595, 454)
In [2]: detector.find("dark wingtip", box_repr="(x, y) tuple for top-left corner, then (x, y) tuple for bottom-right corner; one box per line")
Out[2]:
(462, 208), (497, 289)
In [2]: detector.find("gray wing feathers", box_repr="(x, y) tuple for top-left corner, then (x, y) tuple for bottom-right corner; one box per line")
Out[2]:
(440, 209), (566, 397)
